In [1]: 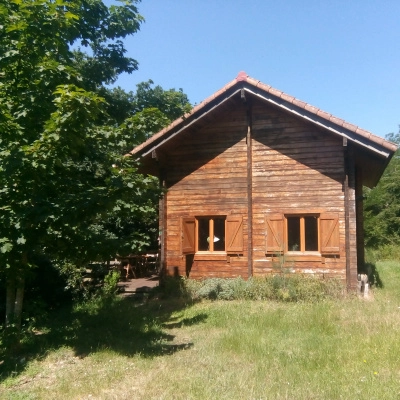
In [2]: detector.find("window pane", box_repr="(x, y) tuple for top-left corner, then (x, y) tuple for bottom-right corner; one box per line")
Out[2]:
(213, 217), (225, 251)
(305, 216), (318, 251)
(287, 217), (300, 251)
(198, 219), (210, 251)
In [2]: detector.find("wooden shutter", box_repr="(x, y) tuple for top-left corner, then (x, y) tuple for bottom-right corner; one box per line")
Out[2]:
(265, 213), (284, 254)
(226, 215), (243, 253)
(181, 217), (195, 254)
(320, 214), (340, 255)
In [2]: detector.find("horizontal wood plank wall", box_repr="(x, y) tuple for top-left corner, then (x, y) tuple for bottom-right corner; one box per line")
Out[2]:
(164, 100), (249, 278)
(162, 95), (349, 282)
(250, 98), (347, 281)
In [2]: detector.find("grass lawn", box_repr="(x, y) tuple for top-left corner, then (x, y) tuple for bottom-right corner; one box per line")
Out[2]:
(1, 261), (400, 399)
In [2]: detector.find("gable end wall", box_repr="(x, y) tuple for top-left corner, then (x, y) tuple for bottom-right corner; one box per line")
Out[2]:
(161, 97), (354, 283)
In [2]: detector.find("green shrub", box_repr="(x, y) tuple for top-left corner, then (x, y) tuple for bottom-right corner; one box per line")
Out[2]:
(101, 270), (121, 298)
(365, 244), (400, 261)
(160, 276), (191, 299)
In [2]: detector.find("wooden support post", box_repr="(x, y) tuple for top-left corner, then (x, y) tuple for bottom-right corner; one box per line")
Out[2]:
(344, 139), (358, 290)
(246, 101), (253, 278)
(159, 175), (167, 279)
(355, 169), (365, 270)
(344, 139), (350, 288)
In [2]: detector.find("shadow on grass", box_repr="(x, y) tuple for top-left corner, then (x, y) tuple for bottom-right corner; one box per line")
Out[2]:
(365, 262), (384, 288)
(0, 288), (207, 381)
(162, 314), (208, 329)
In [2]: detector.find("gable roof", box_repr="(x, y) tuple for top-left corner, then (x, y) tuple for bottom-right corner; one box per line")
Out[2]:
(129, 72), (397, 187)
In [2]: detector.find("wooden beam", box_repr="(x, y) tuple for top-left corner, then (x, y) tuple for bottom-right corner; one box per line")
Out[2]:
(356, 168), (365, 269)
(159, 176), (167, 279)
(344, 140), (350, 289)
(247, 102), (253, 278)
(344, 140), (358, 290)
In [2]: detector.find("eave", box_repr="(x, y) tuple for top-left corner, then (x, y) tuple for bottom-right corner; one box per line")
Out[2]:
(129, 72), (397, 187)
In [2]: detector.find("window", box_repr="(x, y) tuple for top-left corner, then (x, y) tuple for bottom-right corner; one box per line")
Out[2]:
(287, 215), (318, 252)
(181, 215), (243, 255)
(198, 217), (225, 252)
(265, 212), (340, 255)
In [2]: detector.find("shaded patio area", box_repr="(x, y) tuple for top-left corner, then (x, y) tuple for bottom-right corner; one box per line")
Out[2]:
(117, 275), (159, 298)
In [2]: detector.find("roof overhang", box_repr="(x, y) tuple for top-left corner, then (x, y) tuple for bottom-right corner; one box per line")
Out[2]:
(137, 87), (243, 159)
(129, 72), (397, 187)
(241, 84), (393, 159)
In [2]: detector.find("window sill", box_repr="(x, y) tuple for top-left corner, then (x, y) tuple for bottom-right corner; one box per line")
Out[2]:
(194, 252), (227, 261)
(283, 252), (322, 262)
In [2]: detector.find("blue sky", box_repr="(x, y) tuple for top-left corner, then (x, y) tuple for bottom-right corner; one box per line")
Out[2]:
(112, 0), (399, 138)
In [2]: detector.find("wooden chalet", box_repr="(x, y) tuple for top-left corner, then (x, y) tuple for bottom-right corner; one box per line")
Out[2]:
(129, 72), (397, 289)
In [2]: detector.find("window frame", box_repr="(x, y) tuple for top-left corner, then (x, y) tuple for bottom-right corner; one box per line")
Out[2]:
(265, 212), (340, 256)
(196, 216), (226, 253)
(285, 213), (320, 254)
(181, 214), (244, 256)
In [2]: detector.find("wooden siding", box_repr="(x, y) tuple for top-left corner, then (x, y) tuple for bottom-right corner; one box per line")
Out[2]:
(251, 99), (347, 280)
(163, 101), (249, 278)
(161, 95), (351, 282)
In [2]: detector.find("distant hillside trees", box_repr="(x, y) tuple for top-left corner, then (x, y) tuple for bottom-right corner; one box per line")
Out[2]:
(364, 130), (400, 249)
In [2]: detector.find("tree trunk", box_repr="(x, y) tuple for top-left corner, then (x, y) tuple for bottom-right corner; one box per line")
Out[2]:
(4, 261), (27, 351)
(5, 276), (16, 326)
(5, 253), (28, 333)
(14, 277), (25, 332)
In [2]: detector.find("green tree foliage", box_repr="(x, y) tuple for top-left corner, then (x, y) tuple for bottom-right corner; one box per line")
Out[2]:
(102, 81), (192, 153)
(93, 82), (192, 259)
(132, 80), (192, 120)
(100, 80), (191, 125)
(0, 0), (164, 334)
(364, 130), (400, 248)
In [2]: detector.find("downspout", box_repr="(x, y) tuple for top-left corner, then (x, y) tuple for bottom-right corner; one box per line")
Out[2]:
(344, 138), (358, 290)
(244, 90), (253, 278)
(344, 138), (351, 289)
(355, 169), (365, 269)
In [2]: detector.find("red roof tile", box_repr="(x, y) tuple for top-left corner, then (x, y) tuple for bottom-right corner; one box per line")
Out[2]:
(130, 72), (398, 156)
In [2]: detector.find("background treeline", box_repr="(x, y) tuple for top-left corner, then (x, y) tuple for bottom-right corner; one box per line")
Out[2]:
(364, 130), (400, 259)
